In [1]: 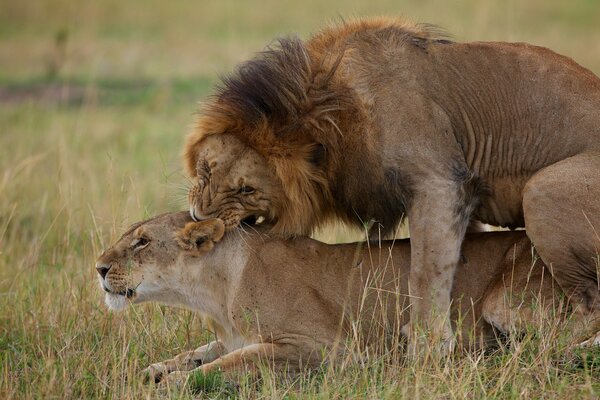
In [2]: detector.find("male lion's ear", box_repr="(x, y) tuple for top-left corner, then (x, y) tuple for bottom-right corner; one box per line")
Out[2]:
(176, 219), (226, 254)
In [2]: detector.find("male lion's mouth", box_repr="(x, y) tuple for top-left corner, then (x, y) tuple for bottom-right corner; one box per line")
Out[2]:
(241, 215), (258, 225)
(241, 215), (266, 226)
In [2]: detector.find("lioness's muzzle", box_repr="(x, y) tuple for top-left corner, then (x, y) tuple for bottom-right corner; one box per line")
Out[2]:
(96, 262), (111, 279)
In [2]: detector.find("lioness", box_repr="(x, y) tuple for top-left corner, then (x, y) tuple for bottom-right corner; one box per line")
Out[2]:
(184, 17), (600, 348)
(96, 212), (595, 384)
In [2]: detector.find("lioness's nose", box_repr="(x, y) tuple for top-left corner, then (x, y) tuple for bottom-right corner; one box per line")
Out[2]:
(96, 263), (111, 279)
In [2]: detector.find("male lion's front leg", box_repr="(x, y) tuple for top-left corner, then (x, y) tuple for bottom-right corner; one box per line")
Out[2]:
(143, 340), (226, 384)
(403, 181), (474, 354)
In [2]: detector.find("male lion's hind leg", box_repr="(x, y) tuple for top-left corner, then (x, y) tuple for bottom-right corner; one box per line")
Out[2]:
(143, 340), (226, 384)
(523, 151), (600, 343)
(481, 237), (563, 339)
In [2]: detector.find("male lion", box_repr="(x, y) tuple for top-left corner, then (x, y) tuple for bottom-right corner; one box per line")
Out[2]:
(184, 17), (600, 347)
(96, 212), (597, 385)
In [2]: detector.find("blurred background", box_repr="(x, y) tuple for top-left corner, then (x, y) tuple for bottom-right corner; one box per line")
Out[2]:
(1, 0), (600, 397)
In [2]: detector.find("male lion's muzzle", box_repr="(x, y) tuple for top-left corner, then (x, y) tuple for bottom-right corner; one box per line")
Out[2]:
(188, 183), (213, 222)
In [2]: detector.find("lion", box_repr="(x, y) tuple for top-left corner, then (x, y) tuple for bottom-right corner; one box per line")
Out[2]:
(183, 17), (600, 347)
(95, 211), (599, 386)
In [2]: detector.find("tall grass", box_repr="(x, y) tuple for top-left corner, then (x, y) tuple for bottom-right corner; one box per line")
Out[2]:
(1, 0), (600, 398)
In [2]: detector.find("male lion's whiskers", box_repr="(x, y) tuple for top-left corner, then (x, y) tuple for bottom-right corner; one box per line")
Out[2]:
(166, 195), (191, 209)
(235, 225), (262, 255)
(241, 221), (261, 236)
(237, 223), (256, 239)
(235, 226), (251, 246)
(165, 181), (195, 208)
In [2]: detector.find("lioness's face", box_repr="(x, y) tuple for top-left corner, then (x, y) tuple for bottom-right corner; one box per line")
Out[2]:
(95, 212), (224, 310)
(188, 134), (284, 229)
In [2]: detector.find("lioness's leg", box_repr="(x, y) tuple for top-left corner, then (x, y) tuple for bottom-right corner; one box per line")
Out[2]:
(523, 151), (600, 341)
(201, 343), (311, 373)
(578, 331), (600, 347)
(162, 342), (318, 386)
(143, 340), (226, 383)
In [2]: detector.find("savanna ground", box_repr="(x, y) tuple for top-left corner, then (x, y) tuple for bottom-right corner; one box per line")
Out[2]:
(2, 0), (600, 398)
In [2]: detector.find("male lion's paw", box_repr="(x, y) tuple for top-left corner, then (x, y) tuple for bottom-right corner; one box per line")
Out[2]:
(440, 333), (456, 354)
(437, 319), (456, 354)
(401, 318), (456, 358)
(142, 363), (170, 384)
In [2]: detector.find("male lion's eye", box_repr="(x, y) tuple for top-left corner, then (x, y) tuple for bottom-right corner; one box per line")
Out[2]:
(239, 186), (255, 195)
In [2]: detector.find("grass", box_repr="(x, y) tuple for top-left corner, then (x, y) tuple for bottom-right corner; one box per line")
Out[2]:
(1, 0), (600, 398)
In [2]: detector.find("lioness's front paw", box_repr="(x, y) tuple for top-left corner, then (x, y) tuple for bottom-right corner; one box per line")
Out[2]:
(577, 331), (600, 348)
(142, 363), (170, 384)
(161, 371), (191, 390)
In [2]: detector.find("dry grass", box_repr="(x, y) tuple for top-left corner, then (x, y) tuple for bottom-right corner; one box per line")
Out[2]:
(1, 0), (600, 398)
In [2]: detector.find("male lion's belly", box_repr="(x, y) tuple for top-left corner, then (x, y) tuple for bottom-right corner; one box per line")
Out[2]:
(473, 176), (529, 229)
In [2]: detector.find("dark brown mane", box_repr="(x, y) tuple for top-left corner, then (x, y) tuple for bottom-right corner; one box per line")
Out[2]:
(183, 17), (452, 236)
(215, 36), (317, 128)
(200, 34), (350, 147)
(209, 21), (450, 132)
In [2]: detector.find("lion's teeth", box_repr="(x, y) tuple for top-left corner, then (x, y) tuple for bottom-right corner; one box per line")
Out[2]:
(256, 216), (265, 225)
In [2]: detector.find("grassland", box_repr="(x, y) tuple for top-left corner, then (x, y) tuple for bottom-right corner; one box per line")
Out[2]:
(1, 0), (600, 398)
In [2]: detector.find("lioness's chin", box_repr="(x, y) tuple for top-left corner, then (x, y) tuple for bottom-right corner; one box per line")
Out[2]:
(104, 293), (131, 311)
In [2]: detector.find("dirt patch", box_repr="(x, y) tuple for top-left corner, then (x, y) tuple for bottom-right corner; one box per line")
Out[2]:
(0, 83), (88, 104)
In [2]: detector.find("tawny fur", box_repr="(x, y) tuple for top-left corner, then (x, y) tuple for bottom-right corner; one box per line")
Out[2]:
(176, 220), (225, 254)
(96, 212), (598, 385)
(184, 17), (600, 346)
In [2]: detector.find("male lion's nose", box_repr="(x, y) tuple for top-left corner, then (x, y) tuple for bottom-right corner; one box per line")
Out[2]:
(96, 263), (111, 279)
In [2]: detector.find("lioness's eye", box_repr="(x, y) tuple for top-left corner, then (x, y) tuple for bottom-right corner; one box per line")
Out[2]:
(132, 236), (150, 249)
(239, 186), (255, 195)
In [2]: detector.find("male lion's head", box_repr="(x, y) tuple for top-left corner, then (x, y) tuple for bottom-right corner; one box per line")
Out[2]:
(186, 134), (285, 229)
(95, 212), (224, 310)
(184, 36), (359, 236)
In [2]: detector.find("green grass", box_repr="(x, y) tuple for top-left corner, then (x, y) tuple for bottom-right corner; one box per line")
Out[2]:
(2, 0), (600, 398)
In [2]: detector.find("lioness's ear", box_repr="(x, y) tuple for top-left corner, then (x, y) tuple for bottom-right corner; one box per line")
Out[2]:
(176, 219), (225, 254)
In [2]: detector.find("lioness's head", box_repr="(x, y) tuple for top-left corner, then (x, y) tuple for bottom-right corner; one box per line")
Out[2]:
(95, 212), (224, 310)
(184, 36), (357, 236)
